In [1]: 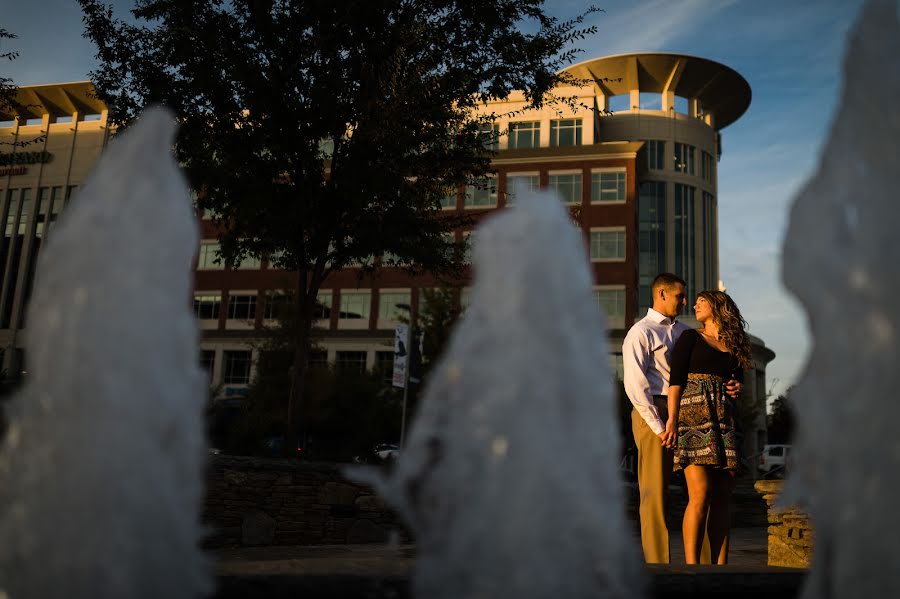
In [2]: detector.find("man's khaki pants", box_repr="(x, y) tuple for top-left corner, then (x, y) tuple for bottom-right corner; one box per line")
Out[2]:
(632, 398), (710, 564)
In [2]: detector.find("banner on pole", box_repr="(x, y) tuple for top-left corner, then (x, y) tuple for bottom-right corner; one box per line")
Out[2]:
(392, 323), (409, 388)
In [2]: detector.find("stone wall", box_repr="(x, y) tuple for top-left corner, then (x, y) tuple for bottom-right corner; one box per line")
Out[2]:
(204, 456), (768, 548)
(203, 456), (409, 548)
(755, 479), (814, 568)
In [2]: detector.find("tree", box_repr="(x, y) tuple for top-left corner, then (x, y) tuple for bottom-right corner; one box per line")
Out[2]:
(416, 285), (462, 370)
(767, 387), (795, 445)
(0, 28), (17, 115)
(79, 0), (600, 451)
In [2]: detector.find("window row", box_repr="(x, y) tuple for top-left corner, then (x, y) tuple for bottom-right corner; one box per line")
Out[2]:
(196, 242), (261, 270)
(203, 344), (632, 389)
(192, 290), (415, 322)
(442, 168), (628, 210)
(195, 278), (629, 327)
(481, 118), (584, 150)
(645, 140), (715, 181)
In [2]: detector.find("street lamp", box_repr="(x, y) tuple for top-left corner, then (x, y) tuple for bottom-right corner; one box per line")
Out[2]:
(395, 302), (416, 447)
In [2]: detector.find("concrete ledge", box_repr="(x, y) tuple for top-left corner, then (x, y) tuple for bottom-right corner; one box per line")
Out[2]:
(213, 567), (806, 599)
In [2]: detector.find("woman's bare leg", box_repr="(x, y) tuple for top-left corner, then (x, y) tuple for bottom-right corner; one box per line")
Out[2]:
(681, 465), (711, 564)
(707, 470), (736, 564)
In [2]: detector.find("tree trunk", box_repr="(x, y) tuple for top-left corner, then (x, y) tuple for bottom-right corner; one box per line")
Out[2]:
(285, 271), (315, 458)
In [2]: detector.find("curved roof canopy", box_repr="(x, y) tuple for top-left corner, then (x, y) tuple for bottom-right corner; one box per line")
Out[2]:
(1, 81), (106, 121)
(563, 53), (751, 130)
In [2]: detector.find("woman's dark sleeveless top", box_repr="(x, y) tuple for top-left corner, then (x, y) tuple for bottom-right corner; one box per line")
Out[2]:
(669, 329), (743, 387)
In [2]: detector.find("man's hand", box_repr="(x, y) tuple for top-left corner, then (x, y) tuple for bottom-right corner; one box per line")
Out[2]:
(725, 379), (742, 399)
(657, 431), (673, 449)
(658, 420), (678, 450)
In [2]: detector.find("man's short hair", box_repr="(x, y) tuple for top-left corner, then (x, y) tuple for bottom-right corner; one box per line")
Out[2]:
(651, 273), (686, 295)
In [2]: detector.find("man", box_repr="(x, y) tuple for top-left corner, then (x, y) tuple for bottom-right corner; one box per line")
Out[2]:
(623, 273), (741, 564)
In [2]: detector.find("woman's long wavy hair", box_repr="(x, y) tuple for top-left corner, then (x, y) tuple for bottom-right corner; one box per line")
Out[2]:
(698, 290), (752, 369)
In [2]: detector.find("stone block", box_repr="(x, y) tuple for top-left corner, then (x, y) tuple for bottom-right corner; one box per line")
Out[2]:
(318, 482), (358, 505)
(355, 494), (387, 511)
(241, 510), (276, 546)
(223, 470), (248, 485)
(768, 534), (812, 568)
(348, 519), (388, 543)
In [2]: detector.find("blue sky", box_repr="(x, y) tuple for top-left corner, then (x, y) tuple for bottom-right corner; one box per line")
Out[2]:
(2, 0), (872, 401)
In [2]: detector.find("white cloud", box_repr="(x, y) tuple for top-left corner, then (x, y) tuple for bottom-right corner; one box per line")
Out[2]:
(581, 0), (739, 56)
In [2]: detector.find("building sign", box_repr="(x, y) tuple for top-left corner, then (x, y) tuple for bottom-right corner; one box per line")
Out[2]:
(0, 151), (54, 166)
(0, 151), (54, 177)
(0, 166), (27, 177)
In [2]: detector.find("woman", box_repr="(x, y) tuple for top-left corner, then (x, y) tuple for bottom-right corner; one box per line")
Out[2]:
(664, 290), (751, 565)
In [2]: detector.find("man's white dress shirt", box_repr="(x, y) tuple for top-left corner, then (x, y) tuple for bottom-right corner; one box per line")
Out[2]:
(622, 308), (691, 436)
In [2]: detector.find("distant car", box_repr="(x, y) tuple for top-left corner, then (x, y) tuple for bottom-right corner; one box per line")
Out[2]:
(758, 444), (791, 477)
(374, 443), (400, 461)
(354, 443), (400, 464)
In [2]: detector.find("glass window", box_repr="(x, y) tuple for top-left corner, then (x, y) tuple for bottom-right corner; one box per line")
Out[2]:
(549, 173), (582, 204)
(595, 288), (626, 321)
(550, 119), (582, 147)
(4, 189), (18, 237)
(701, 150), (714, 182)
(314, 291), (332, 319)
(460, 287), (472, 311)
(308, 351), (328, 368)
(63, 185), (78, 207)
(35, 187), (50, 238)
(336, 351), (367, 374)
(638, 181), (667, 312)
(263, 292), (292, 320)
(591, 171), (626, 203)
(199, 350), (215, 383)
(609, 353), (625, 381)
(378, 291), (411, 321)
(639, 92), (662, 110)
(462, 232), (474, 264)
(647, 140), (665, 170)
(674, 143), (695, 175)
(505, 174), (540, 206)
(464, 177), (497, 208)
(223, 350), (252, 384)
(508, 121), (540, 149)
(702, 191), (715, 296)
(675, 184), (696, 299)
(590, 230), (626, 261)
(227, 294), (257, 320)
(440, 187), (458, 210)
(339, 291), (371, 319)
(608, 95), (630, 112)
(374, 351), (394, 385)
(236, 254), (261, 270)
(193, 294), (221, 320)
(197, 242), (224, 270)
(478, 123), (499, 150)
(47, 186), (63, 233)
(17, 188), (31, 236)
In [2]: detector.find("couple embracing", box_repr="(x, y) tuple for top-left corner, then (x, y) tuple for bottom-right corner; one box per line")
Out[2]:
(623, 273), (751, 565)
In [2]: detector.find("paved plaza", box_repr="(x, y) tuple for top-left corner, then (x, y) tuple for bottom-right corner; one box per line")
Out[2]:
(212, 526), (806, 598)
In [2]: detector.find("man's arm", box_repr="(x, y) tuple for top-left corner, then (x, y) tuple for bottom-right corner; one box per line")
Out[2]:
(662, 384), (682, 449)
(622, 329), (665, 436)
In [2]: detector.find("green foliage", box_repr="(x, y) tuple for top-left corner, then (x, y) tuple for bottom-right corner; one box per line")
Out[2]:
(0, 28), (17, 115)
(766, 387), (795, 444)
(215, 361), (402, 461)
(79, 0), (599, 276)
(736, 386), (762, 445)
(417, 286), (462, 369)
(79, 0), (600, 440)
